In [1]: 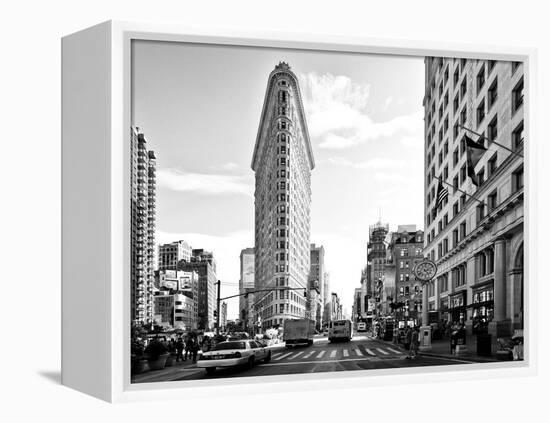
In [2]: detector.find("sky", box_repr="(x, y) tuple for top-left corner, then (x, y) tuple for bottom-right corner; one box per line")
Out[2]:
(132, 40), (426, 320)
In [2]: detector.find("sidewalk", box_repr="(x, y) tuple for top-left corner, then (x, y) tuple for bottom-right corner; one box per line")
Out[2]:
(131, 358), (202, 384)
(419, 338), (499, 363)
(378, 337), (499, 363)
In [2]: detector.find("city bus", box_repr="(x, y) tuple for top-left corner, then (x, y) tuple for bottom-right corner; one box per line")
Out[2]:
(328, 319), (353, 342)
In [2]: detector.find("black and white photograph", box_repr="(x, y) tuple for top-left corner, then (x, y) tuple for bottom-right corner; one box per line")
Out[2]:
(129, 40), (525, 384)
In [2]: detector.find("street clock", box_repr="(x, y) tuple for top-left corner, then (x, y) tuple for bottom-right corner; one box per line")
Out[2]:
(412, 258), (437, 282)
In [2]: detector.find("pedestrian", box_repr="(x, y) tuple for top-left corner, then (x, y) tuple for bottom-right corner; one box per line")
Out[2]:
(202, 335), (211, 353)
(184, 335), (191, 361)
(190, 336), (199, 363)
(175, 337), (184, 362)
(404, 326), (412, 356)
(409, 326), (420, 359)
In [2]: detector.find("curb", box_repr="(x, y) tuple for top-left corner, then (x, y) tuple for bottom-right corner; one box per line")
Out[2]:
(418, 351), (499, 363)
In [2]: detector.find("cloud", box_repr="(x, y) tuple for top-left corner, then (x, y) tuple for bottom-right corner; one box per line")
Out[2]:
(399, 135), (423, 148)
(355, 158), (404, 170)
(319, 157), (404, 170)
(298, 72), (423, 150)
(157, 168), (253, 197)
(209, 162), (239, 171)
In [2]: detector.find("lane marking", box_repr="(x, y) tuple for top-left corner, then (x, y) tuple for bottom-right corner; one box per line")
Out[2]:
(273, 352), (293, 361)
(355, 349), (364, 356)
(303, 350), (316, 359)
(330, 350), (337, 358)
(376, 348), (390, 355)
(259, 355), (412, 367)
(316, 350), (326, 359)
(288, 351), (304, 360)
(365, 349), (376, 356)
(387, 347), (403, 354)
(343, 349), (349, 357)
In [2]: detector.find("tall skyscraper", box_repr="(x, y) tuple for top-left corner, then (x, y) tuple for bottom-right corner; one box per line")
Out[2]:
(423, 57), (524, 340)
(367, 221), (389, 319)
(239, 248), (255, 331)
(251, 62), (315, 330)
(322, 271), (331, 325)
(130, 126), (156, 325)
(178, 249), (217, 330)
(309, 244), (325, 294)
(309, 244), (325, 329)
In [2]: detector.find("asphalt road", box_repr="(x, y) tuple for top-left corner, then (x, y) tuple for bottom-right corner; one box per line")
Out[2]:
(163, 335), (478, 382)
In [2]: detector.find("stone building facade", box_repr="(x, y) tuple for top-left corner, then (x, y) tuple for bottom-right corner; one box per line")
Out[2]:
(367, 222), (389, 319)
(308, 244), (325, 330)
(158, 240), (192, 271)
(178, 249), (217, 330)
(423, 57), (524, 347)
(251, 62), (315, 330)
(239, 247), (256, 332)
(388, 226), (425, 325)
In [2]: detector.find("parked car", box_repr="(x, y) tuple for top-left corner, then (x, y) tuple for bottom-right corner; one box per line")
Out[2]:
(197, 340), (271, 375)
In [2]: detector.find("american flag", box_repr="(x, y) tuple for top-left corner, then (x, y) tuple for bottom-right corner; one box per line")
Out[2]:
(435, 178), (448, 209)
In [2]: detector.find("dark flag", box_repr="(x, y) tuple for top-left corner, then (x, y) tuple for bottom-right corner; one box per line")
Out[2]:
(435, 178), (448, 209)
(465, 134), (488, 186)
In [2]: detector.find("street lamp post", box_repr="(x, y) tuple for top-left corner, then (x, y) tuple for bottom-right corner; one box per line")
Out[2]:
(216, 280), (221, 336)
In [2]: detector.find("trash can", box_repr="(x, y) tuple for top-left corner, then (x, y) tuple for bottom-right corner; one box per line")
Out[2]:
(476, 333), (492, 356)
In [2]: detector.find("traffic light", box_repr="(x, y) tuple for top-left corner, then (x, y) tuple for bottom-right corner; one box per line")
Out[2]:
(303, 290), (307, 297)
(213, 310), (218, 318)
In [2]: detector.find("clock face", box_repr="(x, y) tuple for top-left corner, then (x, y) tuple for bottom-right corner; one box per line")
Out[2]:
(413, 260), (437, 281)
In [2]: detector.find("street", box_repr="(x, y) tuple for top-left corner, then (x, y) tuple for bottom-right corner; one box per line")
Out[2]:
(132, 335), (486, 384)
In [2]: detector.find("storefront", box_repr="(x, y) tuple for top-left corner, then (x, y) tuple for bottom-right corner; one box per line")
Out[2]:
(449, 290), (467, 324)
(470, 283), (494, 334)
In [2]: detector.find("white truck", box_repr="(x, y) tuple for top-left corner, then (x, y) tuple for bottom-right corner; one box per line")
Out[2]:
(283, 319), (315, 348)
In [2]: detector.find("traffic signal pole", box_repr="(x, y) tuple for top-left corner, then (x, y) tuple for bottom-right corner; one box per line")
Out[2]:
(216, 280), (221, 336)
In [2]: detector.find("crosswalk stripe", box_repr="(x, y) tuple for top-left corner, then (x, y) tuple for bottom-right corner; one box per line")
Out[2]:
(274, 352), (293, 361)
(376, 348), (389, 355)
(272, 352), (283, 358)
(343, 349), (349, 357)
(316, 350), (326, 359)
(354, 349), (363, 356)
(387, 347), (402, 354)
(365, 349), (376, 356)
(303, 351), (315, 359)
(288, 351), (304, 360)
(330, 350), (337, 358)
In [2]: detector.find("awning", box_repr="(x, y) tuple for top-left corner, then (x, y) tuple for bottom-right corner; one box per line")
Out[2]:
(467, 300), (494, 309)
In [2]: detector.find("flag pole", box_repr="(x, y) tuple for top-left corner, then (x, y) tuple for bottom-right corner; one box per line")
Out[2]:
(458, 124), (524, 158)
(433, 175), (486, 207)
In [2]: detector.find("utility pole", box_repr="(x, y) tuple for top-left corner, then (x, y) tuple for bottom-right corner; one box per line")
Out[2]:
(216, 280), (221, 336)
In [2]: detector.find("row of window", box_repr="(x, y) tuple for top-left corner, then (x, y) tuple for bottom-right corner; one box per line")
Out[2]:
(426, 63), (523, 187)
(427, 165), (523, 253)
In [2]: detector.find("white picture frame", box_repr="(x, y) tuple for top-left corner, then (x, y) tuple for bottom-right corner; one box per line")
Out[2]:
(61, 20), (537, 403)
